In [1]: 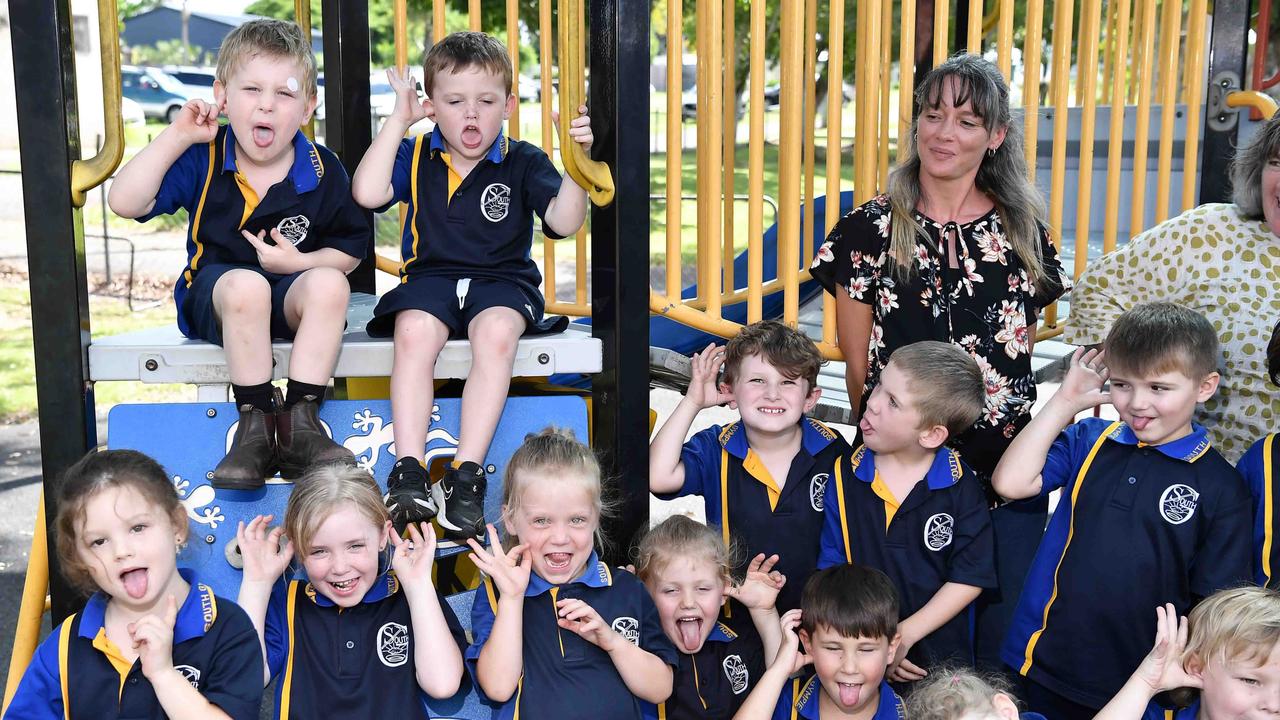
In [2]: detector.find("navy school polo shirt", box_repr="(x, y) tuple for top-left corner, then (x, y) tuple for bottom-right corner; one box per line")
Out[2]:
(663, 418), (849, 618)
(138, 125), (370, 337)
(1002, 418), (1251, 709)
(1144, 699), (1198, 720)
(770, 674), (904, 720)
(1238, 433), (1280, 587)
(817, 445), (996, 667)
(380, 128), (564, 298)
(641, 620), (766, 720)
(6, 570), (262, 720)
(466, 553), (679, 720)
(262, 571), (467, 719)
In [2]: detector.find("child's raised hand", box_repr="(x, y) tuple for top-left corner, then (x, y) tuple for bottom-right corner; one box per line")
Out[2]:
(390, 521), (437, 592)
(772, 609), (812, 675)
(555, 597), (624, 652)
(241, 228), (304, 275)
(1132, 603), (1199, 694)
(172, 98), (221, 144)
(237, 514), (293, 583)
(551, 105), (593, 151)
(686, 343), (731, 410)
(467, 524), (531, 597)
(128, 594), (179, 681)
(724, 553), (785, 611)
(1055, 347), (1112, 413)
(386, 67), (428, 127)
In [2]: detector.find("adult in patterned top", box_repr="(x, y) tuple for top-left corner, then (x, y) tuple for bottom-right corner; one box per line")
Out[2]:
(1066, 112), (1280, 464)
(809, 53), (1068, 674)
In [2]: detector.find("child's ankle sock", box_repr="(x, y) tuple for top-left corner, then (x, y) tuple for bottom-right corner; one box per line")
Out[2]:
(283, 379), (327, 409)
(232, 382), (276, 413)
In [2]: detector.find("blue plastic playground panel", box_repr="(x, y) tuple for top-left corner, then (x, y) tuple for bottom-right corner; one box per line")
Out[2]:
(106, 396), (589, 601)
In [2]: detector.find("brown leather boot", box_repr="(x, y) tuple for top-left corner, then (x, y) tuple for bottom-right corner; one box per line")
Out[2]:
(211, 405), (278, 490)
(276, 395), (356, 480)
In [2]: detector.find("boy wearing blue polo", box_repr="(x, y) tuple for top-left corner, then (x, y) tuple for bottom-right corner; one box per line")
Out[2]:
(1236, 317), (1280, 586)
(109, 19), (365, 488)
(352, 32), (593, 540)
(818, 341), (995, 680)
(994, 303), (1252, 719)
(650, 321), (850, 618)
(733, 563), (906, 720)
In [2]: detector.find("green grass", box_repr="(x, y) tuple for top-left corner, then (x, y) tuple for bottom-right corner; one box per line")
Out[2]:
(0, 283), (187, 422)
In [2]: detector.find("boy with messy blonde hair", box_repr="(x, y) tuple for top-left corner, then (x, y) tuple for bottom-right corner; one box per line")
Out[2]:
(109, 18), (366, 488)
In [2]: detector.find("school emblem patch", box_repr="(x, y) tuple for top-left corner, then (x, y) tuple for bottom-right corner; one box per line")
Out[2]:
(1159, 484), (1200, 525)
(809, 473), (829, 512)
(723, 654), (749, 694)
(174, 665), (201, 688)
(275, 214), (310, 245)
(611, 616), (640, 646)
(924, 513), (954, 551)
(377, 621), (410, 667)
(481, 182), (511, 222)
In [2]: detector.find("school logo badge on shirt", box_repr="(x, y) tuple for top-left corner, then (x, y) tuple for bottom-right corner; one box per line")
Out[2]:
(1159, 484), (1200, 525)
(809, 473), (829, 512)
(611, 616), (640, 645)
(481, 183), (511, 221)
(723, 654), (749, 694)
(377, 621), (410, 667)
(924, 513), (954, 551)
(174, 664), (201, 688)
(276, 215), (310, 245)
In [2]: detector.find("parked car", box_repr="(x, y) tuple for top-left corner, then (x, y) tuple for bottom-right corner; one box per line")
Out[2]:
(163, 66), (217, 104)
(518, 74), (540, 102)
(121, 96), (146, 126)
(120, 66), (190, 123)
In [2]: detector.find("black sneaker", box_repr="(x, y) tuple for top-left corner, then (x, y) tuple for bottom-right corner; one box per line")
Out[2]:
(434, 461), (487, 542)
(384, 458), (437, 525)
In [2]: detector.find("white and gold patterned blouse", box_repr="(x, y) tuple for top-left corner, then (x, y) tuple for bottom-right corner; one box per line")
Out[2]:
(1066, 203), (1280, 463)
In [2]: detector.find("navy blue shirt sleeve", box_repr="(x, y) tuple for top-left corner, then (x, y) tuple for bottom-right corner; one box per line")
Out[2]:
(1039, 419), (1101, 496)
(523, 147), (567, 240)
(818, 457), (851, 569)
(263, 580), (290, 680)
(313, 145), (370, 261)
(660, 425), (723, 501)
(201, 600), (266, 720)
(137, 140), (207, 221)
(1189, 465), (1253, 598)
(945, 471), (998, 589)
(375, 137), (418, 213)
(4, 624), (64, 720)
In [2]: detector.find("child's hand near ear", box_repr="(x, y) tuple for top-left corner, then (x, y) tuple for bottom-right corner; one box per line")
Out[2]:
(390, 521), (437, 592)
(1053, 347), (1112, 415)
(772, 609), (813, 675)
(1094, 604), (1201, 720)
(468, 524), (531, 597)
(725, 553), (786, 611)
(238, 514), (293, 583)
(686, 343), (732, 410)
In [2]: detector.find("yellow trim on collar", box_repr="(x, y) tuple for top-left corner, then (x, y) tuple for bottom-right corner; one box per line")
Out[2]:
(742, 450), (782, 510)
(91, 627), (134, 698)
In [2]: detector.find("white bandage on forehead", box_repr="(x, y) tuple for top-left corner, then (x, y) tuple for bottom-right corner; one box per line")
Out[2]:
(286, 76), (299, 93)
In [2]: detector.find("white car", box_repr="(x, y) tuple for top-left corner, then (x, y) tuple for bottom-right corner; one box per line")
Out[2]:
(163, 67), (218, 104)
(121, 96), (146, 126)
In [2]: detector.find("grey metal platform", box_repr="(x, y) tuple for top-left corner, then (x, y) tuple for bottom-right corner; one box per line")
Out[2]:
(87, 293), (602, 400)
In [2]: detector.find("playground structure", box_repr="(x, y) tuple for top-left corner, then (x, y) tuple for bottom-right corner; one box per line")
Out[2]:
(4, 0), (1280, 715)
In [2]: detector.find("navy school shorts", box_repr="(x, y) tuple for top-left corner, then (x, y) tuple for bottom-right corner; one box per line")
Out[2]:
(366, 276), (568, 339)
(182, 263), (304, 345)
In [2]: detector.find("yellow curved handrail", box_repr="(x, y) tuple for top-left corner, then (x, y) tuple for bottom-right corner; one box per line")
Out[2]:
(70, 0), (124, 208)
(557, 0), (614, 206)
(2, 496), (49, 713)
(375, 252), (401, 276)
(1226, 90), (1280, 119)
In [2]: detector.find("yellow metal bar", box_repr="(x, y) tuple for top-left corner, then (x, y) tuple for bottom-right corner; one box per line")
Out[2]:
(1226, 90), (1280, 118)
(1181, 0), (1208, 211)
(653, 289), (844, 358)
(778, 0), (805, 324)
(575, 227), (587, 306)
(1045, 0), (1075, 329)
(2, 497), (48, 713)
(470, 0), (482, 30)
(375, 252), (402, 276)
(557, 0), (615, 205)
(748, 0), (765, 323)
(697, 0), (725, 320)
(877, 0), (892, 190)
(1103, 0), (1132, 254)
(1072, 0), (1103, 281)
(1021, 0), (1044, 182)
(1129, 0), (1158, 239)
(967, 0), (984, 53)
(666, 0), (683, 302)
(540, 0), (556, 302)
(933, 0), (949, 66)
(1153, 0), (1181, 225)
(997, 0), (1014, 80)
(855, 0), (881, 204)
(1100, 0), (1117, 109)
(394, 0), (408, 70)
(71, 0), (124, 207)
(897, 0), (915, 156)
(1128, 0), (1145, 104)
(296, 0), (315, 139)
(545, 301), (592, 316)
(507, 0), (520, 139)
(802, 0), (819, 270)
(434, 0), (446, 42)
(724, 0), (738, 294)
(827, 0), (847, 230)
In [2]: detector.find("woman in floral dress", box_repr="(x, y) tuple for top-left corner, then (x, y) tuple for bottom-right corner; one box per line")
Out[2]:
(810, 54), (1069, 672)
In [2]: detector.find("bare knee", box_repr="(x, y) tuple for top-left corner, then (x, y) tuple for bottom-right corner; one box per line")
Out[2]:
(468, 311), (523, 360)
(213, 271), (271, 319)
(294, 267), (350, 313)
(394, 311), (450, 359)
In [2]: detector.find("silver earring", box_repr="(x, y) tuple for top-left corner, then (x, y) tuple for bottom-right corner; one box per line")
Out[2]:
(986, 148), (996, 158)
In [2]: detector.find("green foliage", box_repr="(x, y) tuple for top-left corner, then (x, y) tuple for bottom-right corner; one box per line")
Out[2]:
(129, 39), (205, 66)
(118, 0), (162, 27)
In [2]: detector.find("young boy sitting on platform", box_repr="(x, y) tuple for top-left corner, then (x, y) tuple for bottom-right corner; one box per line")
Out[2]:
(993, 302), (1252, 719)
(351, 32), (593, 541)
(818, 340), (996, 682)
(108, 19), (365, 488)
(650, 320), (850, 619)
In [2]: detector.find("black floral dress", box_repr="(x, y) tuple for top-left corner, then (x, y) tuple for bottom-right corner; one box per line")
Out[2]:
(810, 194), (1069, 488)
